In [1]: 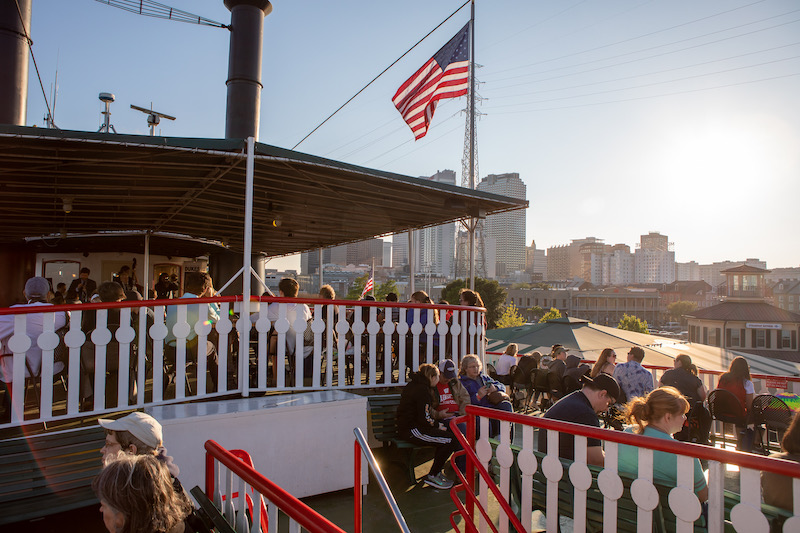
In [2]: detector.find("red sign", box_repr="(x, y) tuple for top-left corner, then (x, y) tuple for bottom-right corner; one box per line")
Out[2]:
(766, 377), (789, 390)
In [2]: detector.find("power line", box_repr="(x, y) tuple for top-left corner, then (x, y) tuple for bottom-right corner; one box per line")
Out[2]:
(94, 0), (228, 28)
(291, 0), (470, 150)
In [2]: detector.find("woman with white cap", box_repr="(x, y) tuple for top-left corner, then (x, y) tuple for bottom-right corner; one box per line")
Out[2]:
(99, 412), (181, 482)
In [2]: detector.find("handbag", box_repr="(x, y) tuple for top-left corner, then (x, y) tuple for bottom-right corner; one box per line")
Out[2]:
(487, 390), (511, 405)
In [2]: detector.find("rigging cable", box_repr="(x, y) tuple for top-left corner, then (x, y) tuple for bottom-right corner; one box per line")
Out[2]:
(14, 0), (57, 129)
(291, 0), (470, 150)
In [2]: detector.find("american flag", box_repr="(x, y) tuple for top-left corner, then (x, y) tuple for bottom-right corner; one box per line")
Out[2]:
(361, 277), (374, 297)
(393, 23), (470, 140)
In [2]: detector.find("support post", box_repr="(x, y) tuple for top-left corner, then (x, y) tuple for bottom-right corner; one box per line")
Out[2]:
(408, 230), (415, 296)
(239, 136), (255, 397)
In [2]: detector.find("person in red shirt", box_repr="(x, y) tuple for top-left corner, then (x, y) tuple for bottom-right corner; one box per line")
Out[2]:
(434, 359), (470, 420)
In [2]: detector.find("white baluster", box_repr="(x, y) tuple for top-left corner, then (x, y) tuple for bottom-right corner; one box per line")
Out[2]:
(382, 315), (395, 386)
(631, 447), (658, 533)
(352, 306), (365, 386)
(311, 304), (325, 388)
(424, 319), (436, 365)
(136, 304), (148, 406)
(706, 460), (725, 532)
(91, 309), (110, 410)
(255, 308), (270, 389)
(150, 305), (168, 402)
(116, 307), (135, 407)
(267, 498), (279, 533)
(292, 311), (307, 388)
(517, 425), (537, 533)
(731, 467), (769, 532)
(542, 429), (564, 533)
(274, 304), (289, 389)
(65, 313), (85, 414)
(569, 436), (591, 533)
(216, 303), (232, 391)
(288, 518), (301, 533)
(410, 308), (422, 371)
(668, 454), (702, 532)
(496, 421), (514, 533)
(367, 307), (380, 386)
(396, 308), (409, 385)
(477, 417), (490, 533)
(599, 441), (623, 533)
(37, 312), (58, 420)
(235, 477), (248, 533)
(173, 304), (190, 398)
(450, 312), (461, 367)
(335, 306), (349, 387)
(224, 468), (236, 526)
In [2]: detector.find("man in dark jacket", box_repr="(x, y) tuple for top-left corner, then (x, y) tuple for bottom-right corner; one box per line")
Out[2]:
(396, 364), (461, 490)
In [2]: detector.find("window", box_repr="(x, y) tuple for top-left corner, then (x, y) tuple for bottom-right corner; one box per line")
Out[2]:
(563, 299), (567, 308)
(527, 298), (530, 307)
(543, 299), (548, 307)
(709, 328), (719, 347)
(703, 327), (708, 344)
(756, 329), (766, 348)
(782, 329), (792, 349)
(728, 328), (739, 347)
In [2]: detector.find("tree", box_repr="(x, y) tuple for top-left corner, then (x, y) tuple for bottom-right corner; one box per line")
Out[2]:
(441, 277), (507, 329)
(345, 274), (397, 301)
(496, 301), (526, 328)
(667, 300), (697, 325)
(618, 313), (649, 333)
(530, 305), (544, 320)
(511, 282), (531, 289)
(538, 307), (562, 323)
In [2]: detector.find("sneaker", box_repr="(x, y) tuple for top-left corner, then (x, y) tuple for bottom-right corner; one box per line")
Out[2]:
(424, 473), (454, 490)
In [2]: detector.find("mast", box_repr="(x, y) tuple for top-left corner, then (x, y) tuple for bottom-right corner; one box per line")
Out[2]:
(468, 0), (476, 290)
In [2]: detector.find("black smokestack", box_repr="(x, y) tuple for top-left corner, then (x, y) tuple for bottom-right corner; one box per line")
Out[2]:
(0, 0), (31, 126)
(224, 0), (272, 140)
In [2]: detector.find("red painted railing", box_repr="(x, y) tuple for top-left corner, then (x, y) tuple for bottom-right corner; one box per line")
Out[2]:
(204, 439), (346, 533)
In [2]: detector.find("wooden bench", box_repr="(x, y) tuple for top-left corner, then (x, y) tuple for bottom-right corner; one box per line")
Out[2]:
(0, 425), (105, 525)
(367, 393), (434, 483)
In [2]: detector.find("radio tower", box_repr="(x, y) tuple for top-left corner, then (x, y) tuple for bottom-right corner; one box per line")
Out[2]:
(455, 73), (485, 280)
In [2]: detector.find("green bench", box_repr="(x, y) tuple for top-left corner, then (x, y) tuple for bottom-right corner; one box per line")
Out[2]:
(0, 426), (105, 525)
(488, 439), (793, 532)
(367, 393), (434, 483)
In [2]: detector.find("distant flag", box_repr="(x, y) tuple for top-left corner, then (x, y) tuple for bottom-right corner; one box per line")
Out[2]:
(361, 277), (374, 298)
(392, 23), (470, 140)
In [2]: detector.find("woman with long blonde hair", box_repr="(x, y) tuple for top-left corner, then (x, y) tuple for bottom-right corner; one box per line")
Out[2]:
(617, 387), (708, 502)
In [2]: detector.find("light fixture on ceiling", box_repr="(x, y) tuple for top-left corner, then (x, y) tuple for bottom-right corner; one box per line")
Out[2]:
(62, 197), (73, 214)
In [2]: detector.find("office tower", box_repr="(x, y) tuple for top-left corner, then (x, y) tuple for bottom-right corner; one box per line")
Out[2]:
(477, 173), (526, 274)
(634, 232), (675, 283)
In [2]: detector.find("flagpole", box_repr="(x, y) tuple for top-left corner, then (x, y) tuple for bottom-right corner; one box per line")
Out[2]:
(468, 0), (476, 291)
(371, 257), (375, 297)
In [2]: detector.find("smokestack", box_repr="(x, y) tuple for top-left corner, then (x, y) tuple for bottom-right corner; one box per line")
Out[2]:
(224, 0), (272, 140)
(0, 0), (31, 126)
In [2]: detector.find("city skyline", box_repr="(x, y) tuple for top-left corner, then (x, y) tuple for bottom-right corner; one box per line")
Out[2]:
(22, 1), (800, 269)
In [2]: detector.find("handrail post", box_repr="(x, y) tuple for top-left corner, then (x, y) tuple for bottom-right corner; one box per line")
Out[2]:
(354, 440), (362, 533)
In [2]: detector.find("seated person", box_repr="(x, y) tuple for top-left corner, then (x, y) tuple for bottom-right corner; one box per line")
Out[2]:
(92, 454), (193, 533)
(165, 272), (224, 391)
(659, 354), (710, 444)
(544, 346), (568, 400)
(459, 354), (513, 437)
(539, 373), (620, 466)
(564, 354), (591, 394)
(618, 387), (708, 502)
(250, 278), (311, 380)
(591, 348), (617, 378)
(494, 343), (519, 386)
(613, 346), (653, 402)
(434, 359), (470, 420)
(0, 277), (69, 420)
(396, 363), (461, 490)
(762, 411), (800, 511)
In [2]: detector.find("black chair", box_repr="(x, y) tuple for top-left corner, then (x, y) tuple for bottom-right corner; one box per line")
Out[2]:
(707, 388), (748, 448)
(531, 368), (556, 411)
(486, 363), (498, 380)
(752, 394), (794, 453)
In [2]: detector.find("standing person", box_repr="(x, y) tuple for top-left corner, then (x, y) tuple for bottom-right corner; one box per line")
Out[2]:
(155, 273), (181, 300)
(92, 454), (194, 533)
(539, 374), (620, 466)
(116, 264), (140, 293)
(617, 387), (708, 502)
(613, 346), (653, 402)
(69, 267), (97, 303)
(0, 277), (69, 421)
(716, 356), (755, 415)
(762, 411), (800, 511)
(495, 343), (519, 385)
(53, 282), (67, 304)
(396, 363), (460, 489)
(591, 348), (617, 378)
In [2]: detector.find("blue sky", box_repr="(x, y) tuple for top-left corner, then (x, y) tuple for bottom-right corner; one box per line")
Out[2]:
(24, 1), (800, 270)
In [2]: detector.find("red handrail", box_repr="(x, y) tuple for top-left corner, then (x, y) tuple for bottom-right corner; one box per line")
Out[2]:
(204, 440), (346, 533)
(463, 404), (800, 477)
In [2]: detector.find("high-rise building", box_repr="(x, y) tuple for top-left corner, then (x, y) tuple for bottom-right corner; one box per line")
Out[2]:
(300, 238), (384, 274)
(415, 170), (457, 277)
(699, 258), (767, 289)
(546, 237), (602, 280)
(392, 234), (408, 267)
(382, 241), (392, 268)
(477, 173), (526, 274)
(634, 232), (675, 284)
(525, 240), (547, 279)
(675, 261), (700, 281)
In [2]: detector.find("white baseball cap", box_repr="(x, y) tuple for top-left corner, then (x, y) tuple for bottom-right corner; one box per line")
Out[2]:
(98, 412), (163, 449)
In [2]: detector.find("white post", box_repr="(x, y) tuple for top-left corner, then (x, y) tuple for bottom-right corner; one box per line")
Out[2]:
(408, 230), (415, 296)
(240, 137), (255, 397)
(318, 248), (324, 290)
(143, 231), (150, 299)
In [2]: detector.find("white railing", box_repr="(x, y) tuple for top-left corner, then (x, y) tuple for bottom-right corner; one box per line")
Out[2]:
(0, 296), (486, 428)
(452, 405), (800, 533)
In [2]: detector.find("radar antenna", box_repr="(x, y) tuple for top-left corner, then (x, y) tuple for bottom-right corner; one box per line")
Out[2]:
(97, 92), (117, 133)
(131, 103), (176, 136)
